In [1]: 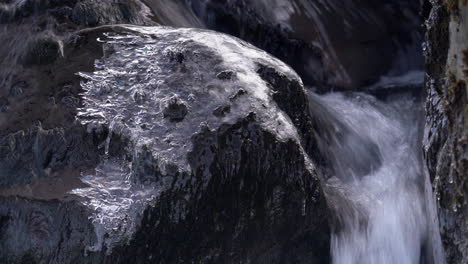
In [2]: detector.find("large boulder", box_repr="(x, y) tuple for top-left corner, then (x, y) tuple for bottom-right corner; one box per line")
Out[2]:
(0, 26), (330, 263)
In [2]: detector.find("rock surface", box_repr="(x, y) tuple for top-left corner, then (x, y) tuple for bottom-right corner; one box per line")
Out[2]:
(423, 1), (468, 263)
(0, 22), (330, 263)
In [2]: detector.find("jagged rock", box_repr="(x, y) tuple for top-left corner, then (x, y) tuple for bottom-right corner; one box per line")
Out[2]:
(163, 96), (189, 122)
(423, 1), (468, 263)
(212, 104), (231, 117)
(229, 88), (247, 101)
(216, 70), (236, 80)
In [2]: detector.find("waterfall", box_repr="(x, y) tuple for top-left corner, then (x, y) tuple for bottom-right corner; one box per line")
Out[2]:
(308, 89), (445, 263)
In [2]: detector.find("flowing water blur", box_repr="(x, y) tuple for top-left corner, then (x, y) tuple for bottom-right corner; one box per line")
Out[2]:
(308, 91), (445, 264)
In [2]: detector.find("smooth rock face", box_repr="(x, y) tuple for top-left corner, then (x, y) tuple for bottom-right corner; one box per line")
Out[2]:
(0, 22), (330, 263)
(423, 1), (468, 263)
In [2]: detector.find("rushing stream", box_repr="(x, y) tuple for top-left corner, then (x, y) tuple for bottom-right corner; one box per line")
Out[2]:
(309, 89), (445, 264)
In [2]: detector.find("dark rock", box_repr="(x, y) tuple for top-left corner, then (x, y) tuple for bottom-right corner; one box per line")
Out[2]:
(229, 88), (247, 101)
(186, 0), (423, 90)
(0, 97), (9, 113)
(423, 1), (468, 263)
(9, 81), (27, 97)
(108, 114), (330, 264)
(163, 96), (189, 122)
(0, 125), (102, 187)
(49, 6), (73, 21)
(71, 2), (99, 26)
(212, 104), (231, 117)
(0, 5), (14, 23)
(0, 26), (330, 263)
(0, 3), (335, 263)
(0, 198), (100, 264)
(216, 70), (236, 80)
(19, 37), (60, 66)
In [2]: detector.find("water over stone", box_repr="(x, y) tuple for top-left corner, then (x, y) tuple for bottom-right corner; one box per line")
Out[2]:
(0, 25), (330, 263)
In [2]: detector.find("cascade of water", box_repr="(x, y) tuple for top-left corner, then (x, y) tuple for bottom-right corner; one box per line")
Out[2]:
(308, 90), (445, 264)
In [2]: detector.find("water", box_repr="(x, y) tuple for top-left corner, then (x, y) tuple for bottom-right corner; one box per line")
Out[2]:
(70, 158), (160, 253)
(308, 91), (445, 264)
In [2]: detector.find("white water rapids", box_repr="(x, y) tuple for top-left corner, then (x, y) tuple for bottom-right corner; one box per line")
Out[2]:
(308, 90), (445, 264)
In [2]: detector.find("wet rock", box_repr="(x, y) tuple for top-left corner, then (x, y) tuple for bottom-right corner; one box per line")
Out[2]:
(0, 198), (99, 264)
(0, 125), (102, 187)
(167, 50), (185, 63)
(19, 37), (60, 66)
(0, 97), (9, 113)
(9, 81), (27, 97)
(163, 96), (189, 122)
(1, 3), (332, 263)
(229, 88), (247, 101)
(35, 26), (327, 263)
(216, 70), (236, 80)
(71, 2), (100, 26)
(186, 0), (423, 90)
(423, 1), (468, 263)
(60, 96), (80, 108)
(0, 5), (14, 23)
(212, 104), (231, 117)
(49, 6), (73, 21)
(108, 114), (330, 264)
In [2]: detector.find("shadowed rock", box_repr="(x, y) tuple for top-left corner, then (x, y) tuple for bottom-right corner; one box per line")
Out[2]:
(163, 96), (189, 122)
(0, 26), (331, 263)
